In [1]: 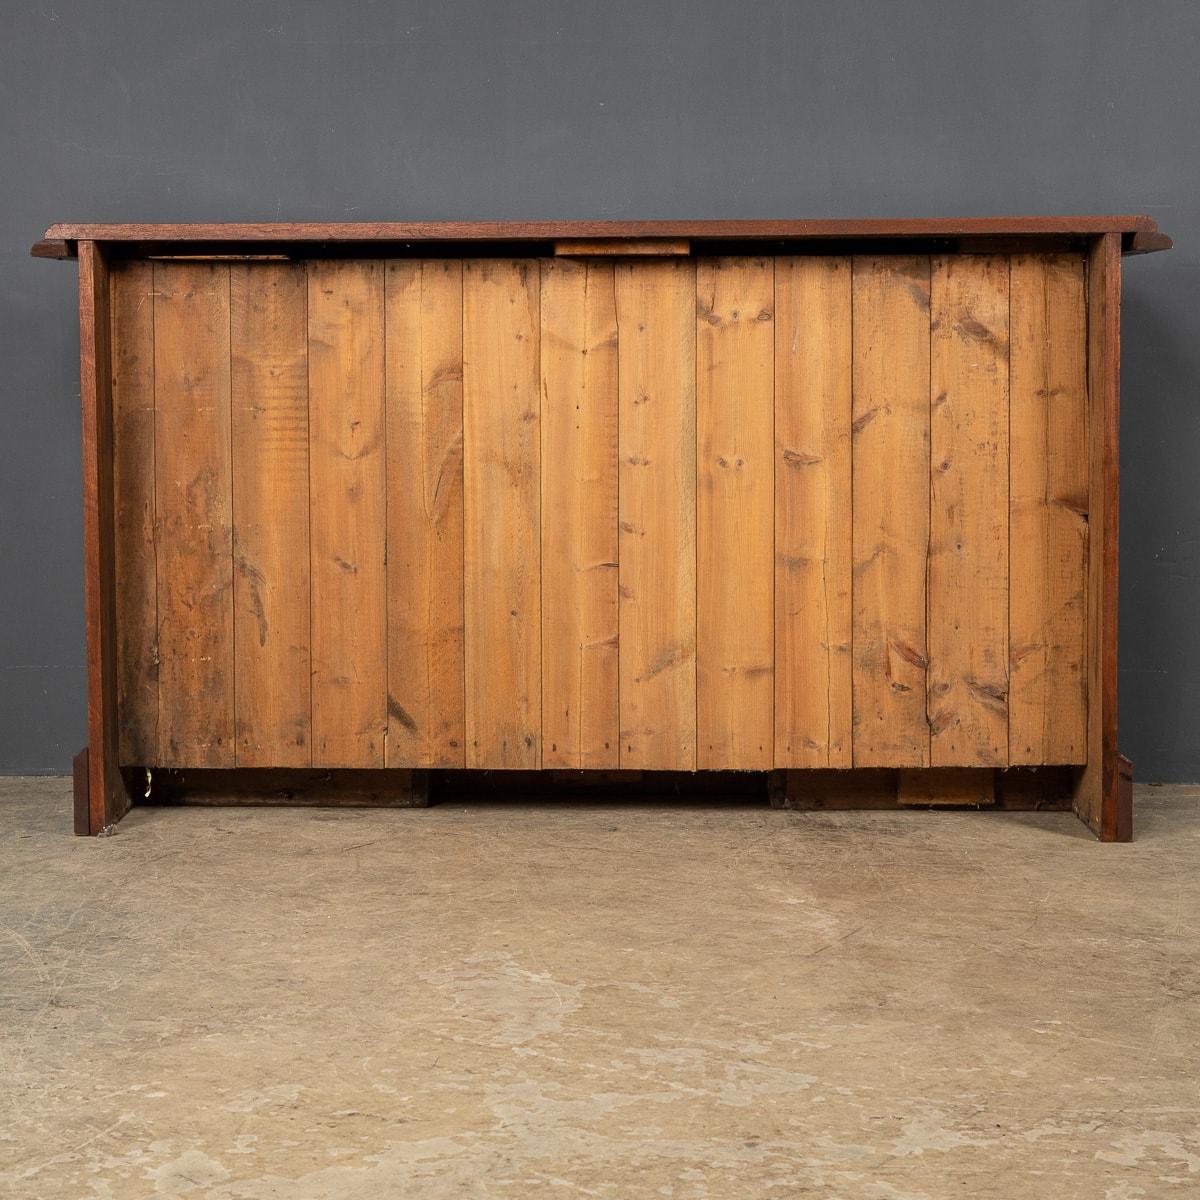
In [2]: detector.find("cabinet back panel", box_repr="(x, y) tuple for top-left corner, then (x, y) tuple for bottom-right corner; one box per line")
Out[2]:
(110, 255), (1088, 771)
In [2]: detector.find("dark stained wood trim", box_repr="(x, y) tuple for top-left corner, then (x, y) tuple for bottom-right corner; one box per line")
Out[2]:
(1117, 754), (1134, 842)
(32, 238), (72, 259)
(33, 216), (1170, 259)
(767, 768), (1074, 811)
(1124, 232), (1173, 255)
(72, 747), (90, 835)
(1073, 233), (1126, 841)
(78, 241), (129, 835)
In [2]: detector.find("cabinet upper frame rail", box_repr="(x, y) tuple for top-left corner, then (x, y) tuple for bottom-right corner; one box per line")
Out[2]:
(32, 216), (1171, 260)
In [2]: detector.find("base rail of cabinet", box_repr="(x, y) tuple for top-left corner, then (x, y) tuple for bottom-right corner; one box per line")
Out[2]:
(69, 756), (1131, 837)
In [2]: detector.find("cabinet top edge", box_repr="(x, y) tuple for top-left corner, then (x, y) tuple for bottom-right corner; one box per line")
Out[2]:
(32, 217), (1170, 260)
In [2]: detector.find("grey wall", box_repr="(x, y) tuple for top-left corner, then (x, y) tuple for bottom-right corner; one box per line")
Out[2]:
(2, 0), (1197, 777)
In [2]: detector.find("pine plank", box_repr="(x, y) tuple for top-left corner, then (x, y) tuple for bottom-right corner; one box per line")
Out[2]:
(540, 259), (619, 768)
(230, 263), (311, 766)
(385, 259), (466, 768)
(851, 256), (931, 767)
(307, 261), (387, 767)
(616, 259), (697, 769)
(153, 262), (234, 766)
(774, 257), (853, 767)
(928, 255), (1010, 766)
(696, 257), (774, 769)
(462, 260), (541, 768)
(1009, 254), (1088, 764)
(110, 260), (158, 764)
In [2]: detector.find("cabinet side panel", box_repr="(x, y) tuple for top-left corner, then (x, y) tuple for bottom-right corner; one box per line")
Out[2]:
(111, 260), (158, 765)
(616, 259), (697, 770)
(540, 259), (619, 769)
(153, 262), (235, 767)
(696, 257), (774, 769)
(1009, 254), (1088, 764)
(851, 256), (931, 767)
(230, 263), (311, 767)
(463, 260), (542, 768)
(774, 256), (852, 768)
(308, 261), (387, 767)
(385, 260), (466, 768)
(928, 255), (1010, 766)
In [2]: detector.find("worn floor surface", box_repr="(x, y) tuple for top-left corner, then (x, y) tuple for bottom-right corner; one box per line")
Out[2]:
(1, 779), (1198, 1199)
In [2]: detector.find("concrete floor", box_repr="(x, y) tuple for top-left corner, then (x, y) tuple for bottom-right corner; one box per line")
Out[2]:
(1, 780), (1198, 1200)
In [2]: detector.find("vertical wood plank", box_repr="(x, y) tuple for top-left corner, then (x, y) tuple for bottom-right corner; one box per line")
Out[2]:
(616, 259), (697, 770)
(385, 259), (466, 768)
(928, 255), (1010, 766)
(308, 261), (387, 767)
(78, 242), (126, 830)
(110, 259), (158, 766)
(774, 256), (852, 767)
(1009, 254), (1088, 764)
(230, 263), (311, 766)
(1074, 234), (1124, 839)
(851, 256), (931, 767)
(463, 259), (541, 768)
(696, 257), (774, 769)
(540, 258), (619, 768)
(153, 261), (235, 767)
(849, 256), (931, 763)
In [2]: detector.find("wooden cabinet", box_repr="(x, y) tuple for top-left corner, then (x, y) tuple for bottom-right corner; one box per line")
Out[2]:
(35, 218), (1170, 838)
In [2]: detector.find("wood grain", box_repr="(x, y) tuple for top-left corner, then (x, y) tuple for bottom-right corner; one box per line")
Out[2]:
(1074, 234), (1125, 839)
(78, 243), (127, 830)
(774, 257), (852, 767)
(463, 260), (542, 768)
(616, 259), (697, 770)
(385, 259), (466, 768)
(153, 262), (235, 767)
(230, 263), (311, 766)
(307, 261), (387, 767)
(898, 768), (995, 807)
(540, 259), (619, 768)
(927, 255), (1010, 766)
(109, 259), (158, 766)
(851, 257), (931, 767)
(1009, 254), (1088, 764)
(696, 257), (774, 769)
(40, 215), (1166, 252)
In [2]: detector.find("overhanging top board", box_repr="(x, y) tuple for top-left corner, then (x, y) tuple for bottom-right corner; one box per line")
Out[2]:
(32, 216), (1171, 259)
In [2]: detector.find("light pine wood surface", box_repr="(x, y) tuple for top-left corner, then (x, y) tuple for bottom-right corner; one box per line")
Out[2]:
(113, 254), (1089, 773)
